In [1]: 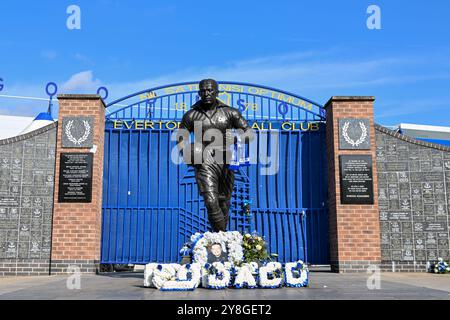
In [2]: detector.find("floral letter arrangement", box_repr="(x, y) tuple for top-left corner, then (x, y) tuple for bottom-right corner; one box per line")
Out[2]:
(144, 231), (309, 291)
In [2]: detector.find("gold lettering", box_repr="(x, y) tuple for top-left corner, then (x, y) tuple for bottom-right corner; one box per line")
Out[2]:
(248, 87), (259, 95)
(175, 102), (187, 111)
(300, 122), (310, 131)
(187, 84), (198, 91)
(124, 121), (133, 129)
(270, 91), (278, 99)
(165, 87), (175, 94)
(144, 121), (154, 130)
(310, 122), (320, 131)
(166, 121), (177, 130)
(113, 121), (123, 129)
(135, 121), (144, 130)
(282, 122), (292, 131)
(175, 86), (186, 93)
(251, 122), (261, 130)
(232, 85), (244, 92)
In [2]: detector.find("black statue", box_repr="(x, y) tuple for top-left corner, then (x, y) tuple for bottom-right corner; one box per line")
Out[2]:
(177, 79), (254, 232)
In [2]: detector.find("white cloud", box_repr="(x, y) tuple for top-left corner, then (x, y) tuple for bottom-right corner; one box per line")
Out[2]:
(102, 53), (415, 102)
(61, 70), (102, 93)
(2, 50), (449, 121)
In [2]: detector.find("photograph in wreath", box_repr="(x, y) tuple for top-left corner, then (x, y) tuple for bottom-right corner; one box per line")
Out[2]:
(207, 242), (228, 263)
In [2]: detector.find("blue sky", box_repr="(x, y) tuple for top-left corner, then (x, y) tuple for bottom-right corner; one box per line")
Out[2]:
(0, 0), (449, 126)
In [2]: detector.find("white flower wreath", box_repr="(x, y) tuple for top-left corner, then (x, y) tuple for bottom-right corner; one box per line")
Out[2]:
(160, 263), (202, 291)
(259, 262), (284, 288)
(152, 263), (180, 289)
(202, 262), (231, 289)
(234, 263), (258, 289)
(285, 260), (309, 287)
(143, 263), (158, 287)
(191, 231), (244, 266)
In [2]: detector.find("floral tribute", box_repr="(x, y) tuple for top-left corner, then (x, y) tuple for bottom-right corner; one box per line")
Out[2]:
(202, 262), (232, 289)
(259, 262), (284, 288)
(144, 231), (309, 291)
(243, 233), (269, 262)
(190, 231), (244, 266)
(432, 258), (450, 274)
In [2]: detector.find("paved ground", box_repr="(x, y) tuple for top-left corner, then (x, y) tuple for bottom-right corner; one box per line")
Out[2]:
(0, 272), (449, 300)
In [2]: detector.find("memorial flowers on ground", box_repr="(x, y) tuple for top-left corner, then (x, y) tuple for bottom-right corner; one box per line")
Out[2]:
(432, 258), (450, 274)
(242, 232), (269, 263)
(146, 231), (309, 291)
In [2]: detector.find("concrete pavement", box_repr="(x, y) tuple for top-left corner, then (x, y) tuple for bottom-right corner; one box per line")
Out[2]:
(0, 272), (449, 300)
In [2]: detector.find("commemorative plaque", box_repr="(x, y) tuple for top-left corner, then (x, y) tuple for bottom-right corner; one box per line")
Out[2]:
(339, 155), (374, 204)
(58, 153), (93, 203)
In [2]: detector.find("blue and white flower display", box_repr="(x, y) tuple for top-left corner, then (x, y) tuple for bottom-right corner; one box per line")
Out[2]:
(152, 263), (180, 289)
(143, 263), (158, 288)
(433, 258), (450, 274)
(234, 262), (258, 289)
(159, 263), (202, 291)
(285, 260), (309, 287)
(259, 262), (284, 288)
(202, 262), (231, 289)
(191, 231), (244, 266)
(144, 231), (310, 290)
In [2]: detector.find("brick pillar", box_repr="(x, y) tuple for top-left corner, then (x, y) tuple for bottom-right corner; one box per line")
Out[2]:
(325, 96), (381, 272)
(50, 95), (105, 274)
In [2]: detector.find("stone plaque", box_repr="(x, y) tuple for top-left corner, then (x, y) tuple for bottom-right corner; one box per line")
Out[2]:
(61, 117), (94, 148)
(339, 118), (371, 150)
(0, 197), (19, 207)
(58, 153), (93, 203)
(339, 155), (374, 204)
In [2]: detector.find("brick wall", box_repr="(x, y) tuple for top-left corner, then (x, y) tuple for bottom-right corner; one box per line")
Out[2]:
(325, 97), (381, 272)
(50, 95), (105, 275)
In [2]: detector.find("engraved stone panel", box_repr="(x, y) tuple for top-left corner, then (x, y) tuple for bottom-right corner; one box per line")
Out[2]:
(0, 126), (56, 260)
(377, 128), (450, 263)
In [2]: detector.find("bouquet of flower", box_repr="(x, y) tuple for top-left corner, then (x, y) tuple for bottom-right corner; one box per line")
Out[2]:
(432, 258), (450, 274)
(242, 232), (269, 263)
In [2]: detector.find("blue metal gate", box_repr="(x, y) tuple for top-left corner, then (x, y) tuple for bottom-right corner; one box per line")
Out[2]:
(101, 82), (328, 264)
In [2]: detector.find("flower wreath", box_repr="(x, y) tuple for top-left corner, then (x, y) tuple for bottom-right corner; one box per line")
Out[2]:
(143, 263), (158, 287)
(285, 260), (309, 287)
(432, 258), (450, 274)
(203, 262), (231, 289)
(234, 262), (258, 289)
(191, 231), (244, 266)
(259, 262), (284, 289)
(152, 264), (180, 289)
(160, 263), (202, 291)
